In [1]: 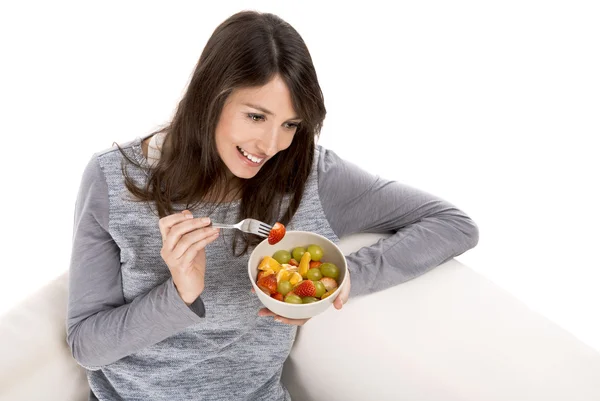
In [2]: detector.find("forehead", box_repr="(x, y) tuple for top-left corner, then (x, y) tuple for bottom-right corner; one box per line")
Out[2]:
(229, 76), (297, 117)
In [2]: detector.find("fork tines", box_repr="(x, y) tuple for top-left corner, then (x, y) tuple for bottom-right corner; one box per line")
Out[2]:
(257, 223), (271, 238)
(249, 219), (272, 238)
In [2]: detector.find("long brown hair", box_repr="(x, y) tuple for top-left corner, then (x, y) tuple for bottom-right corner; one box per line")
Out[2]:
(121, 11), (326, 255)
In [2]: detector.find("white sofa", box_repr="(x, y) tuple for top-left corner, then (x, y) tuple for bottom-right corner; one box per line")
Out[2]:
(1, 233), (600, 401)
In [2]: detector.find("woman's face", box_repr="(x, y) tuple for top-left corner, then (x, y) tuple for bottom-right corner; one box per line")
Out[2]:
(215, 74), (302, 180)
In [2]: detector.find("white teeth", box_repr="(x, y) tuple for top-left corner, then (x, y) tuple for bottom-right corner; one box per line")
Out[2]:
(238, 146), (263, 163)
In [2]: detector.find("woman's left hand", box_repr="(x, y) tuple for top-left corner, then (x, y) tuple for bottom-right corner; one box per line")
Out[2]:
(257, 271), (351, 326)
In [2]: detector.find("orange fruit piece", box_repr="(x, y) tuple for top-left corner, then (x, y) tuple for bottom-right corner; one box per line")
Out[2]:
(258, 256), (282, 273)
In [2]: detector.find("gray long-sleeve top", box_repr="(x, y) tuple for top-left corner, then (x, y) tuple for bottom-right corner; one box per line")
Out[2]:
(67, 137), (478, 401)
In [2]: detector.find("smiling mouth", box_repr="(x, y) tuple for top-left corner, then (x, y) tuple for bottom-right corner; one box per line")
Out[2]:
(236, 146), (264, 164)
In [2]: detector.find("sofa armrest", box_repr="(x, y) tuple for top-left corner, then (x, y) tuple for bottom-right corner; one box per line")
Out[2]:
(282, 233), (600, 401)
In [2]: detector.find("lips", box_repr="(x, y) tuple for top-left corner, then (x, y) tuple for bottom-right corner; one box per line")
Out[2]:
(236, 146), (265, 164)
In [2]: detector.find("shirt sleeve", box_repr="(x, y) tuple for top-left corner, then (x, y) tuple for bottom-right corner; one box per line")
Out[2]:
(66, 155), (205, 370)
(316, 147), (479, 297)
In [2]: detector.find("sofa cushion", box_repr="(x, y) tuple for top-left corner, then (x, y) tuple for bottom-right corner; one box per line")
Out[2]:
(0, 273), (89, 401)
(282, 234), (600, 401)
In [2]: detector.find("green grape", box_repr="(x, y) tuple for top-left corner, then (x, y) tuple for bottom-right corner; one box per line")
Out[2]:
(313, 281), (326, 298)
(302, 297), (319, 304)
(292, 247), (306, 261)
(272, 250), (292, 265)
(319, 263), (340, 280)
(277, 280), (292, 296)
(306, 245), (324, 261)
(306, 268), (323, 281)
(284, 294), (303, 304)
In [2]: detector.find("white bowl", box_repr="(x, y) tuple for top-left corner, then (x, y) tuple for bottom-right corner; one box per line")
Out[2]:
(248, 231), (348, 320)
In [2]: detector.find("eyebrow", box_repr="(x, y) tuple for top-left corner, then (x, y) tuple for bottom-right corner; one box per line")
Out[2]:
(242, 103), (301, 121)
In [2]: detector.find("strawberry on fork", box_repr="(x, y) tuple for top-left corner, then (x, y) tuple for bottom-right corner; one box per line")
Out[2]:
(268, 222), (286, 245)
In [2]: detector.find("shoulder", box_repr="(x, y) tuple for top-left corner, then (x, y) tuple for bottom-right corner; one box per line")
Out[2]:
(314, 144), (343, 176)
(315, 144), (377, 190)
(90, 137), (150, 181)
(94, 137), (142, 162)
(79, 136), (147, 190)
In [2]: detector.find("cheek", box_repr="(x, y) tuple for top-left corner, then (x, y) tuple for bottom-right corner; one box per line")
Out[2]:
(278, 133), (296, 151)
(216, 122), (242, 151)
(225, 119), (255, 144)
(214, 129), (230, 159)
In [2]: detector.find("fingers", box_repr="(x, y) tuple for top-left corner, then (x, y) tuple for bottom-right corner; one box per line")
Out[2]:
(258, 308), (309, 326)
(179, 230), (220, 267)
(334, 295), (344, 310)
(160, 212), (214, 253)
(159, 210), (194, 242)
(172, 224), (220, 260)
(334, 270), (352, 310)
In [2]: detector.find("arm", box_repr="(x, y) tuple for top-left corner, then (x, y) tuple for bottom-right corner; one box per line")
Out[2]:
(317, 147), (479, 297)
(66, 156), (205, 370)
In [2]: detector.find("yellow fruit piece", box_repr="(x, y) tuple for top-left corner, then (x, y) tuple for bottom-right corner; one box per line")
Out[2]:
(321, 289), (336, 300)
(258, 256), (282, 273)
(298, 251), (312, 278)
(289, 272), (303, 285)
(276, 269), (291, 283)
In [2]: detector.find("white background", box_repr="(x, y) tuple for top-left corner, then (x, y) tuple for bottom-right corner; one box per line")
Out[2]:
(1, 1), (598, 352)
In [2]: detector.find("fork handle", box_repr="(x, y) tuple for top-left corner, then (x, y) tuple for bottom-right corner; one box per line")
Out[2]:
(210, 223), (236, 229)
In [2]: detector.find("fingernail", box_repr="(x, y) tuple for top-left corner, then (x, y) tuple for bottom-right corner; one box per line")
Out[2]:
(274, 317), (282, 323)
(185, 213), (194, 219)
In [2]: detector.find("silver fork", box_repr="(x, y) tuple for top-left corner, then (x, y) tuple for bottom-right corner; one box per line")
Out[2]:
(210, 219), (272, 238)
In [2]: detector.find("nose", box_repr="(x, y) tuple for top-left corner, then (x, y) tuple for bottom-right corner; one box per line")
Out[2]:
(257, 126), (282, 157)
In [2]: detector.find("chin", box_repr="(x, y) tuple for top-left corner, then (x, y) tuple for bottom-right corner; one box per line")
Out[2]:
(234, 171), (259, 180)
(228, 164), (262, 180)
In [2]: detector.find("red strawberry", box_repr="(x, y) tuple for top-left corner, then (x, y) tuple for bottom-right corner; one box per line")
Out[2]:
(293, 280), (316, 297)
(256, 271), (270, 281)
(271, 292), (284, 302)
(257, 274), (277, 295)
(289, 258), (299, 267)
(268, 222), (286, 245)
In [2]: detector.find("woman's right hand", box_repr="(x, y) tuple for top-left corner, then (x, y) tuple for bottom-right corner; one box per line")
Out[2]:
(159, 210), (220, 305)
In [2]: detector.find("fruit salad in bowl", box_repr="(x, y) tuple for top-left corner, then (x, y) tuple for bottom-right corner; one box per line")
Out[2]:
(248, 231), (348, 319)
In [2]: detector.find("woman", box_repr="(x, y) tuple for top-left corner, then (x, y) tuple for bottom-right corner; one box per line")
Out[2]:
(68, 10), (479, 401)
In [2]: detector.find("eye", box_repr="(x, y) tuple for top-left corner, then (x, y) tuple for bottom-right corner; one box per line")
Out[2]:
(248, 113), (265, 122)
(284, 122), (300, 130)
